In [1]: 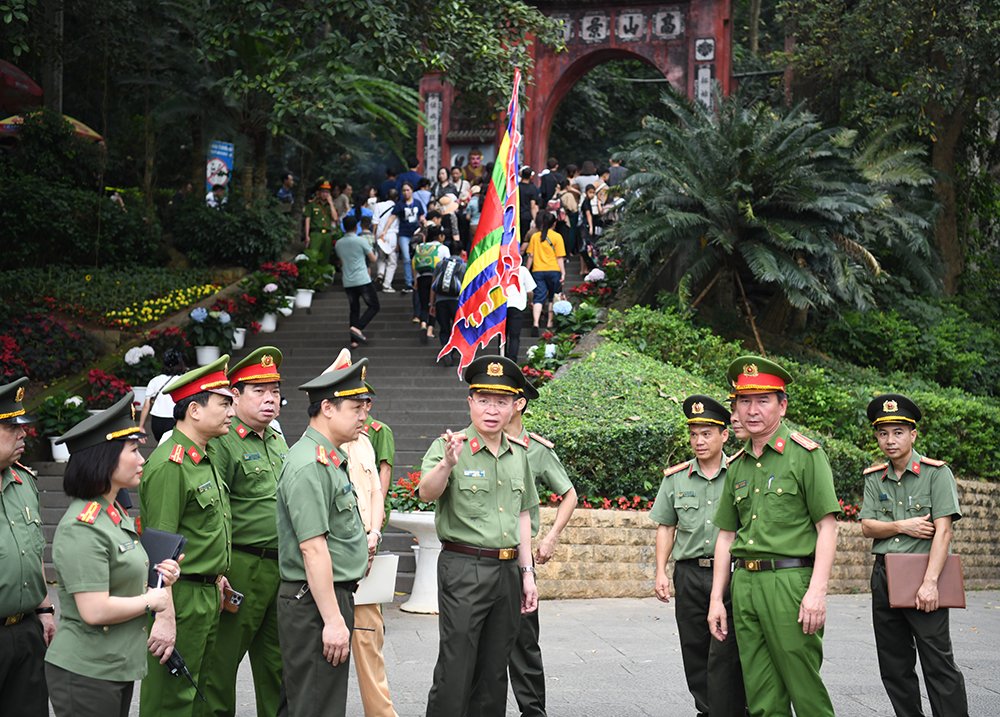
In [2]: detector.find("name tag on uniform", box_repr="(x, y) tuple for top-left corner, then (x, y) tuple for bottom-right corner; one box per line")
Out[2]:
(463, 469), (486, 478)
(734, 480), (747, 491)
(879, 493), (890, 501)
(197, 481), (212, 493)
(118, 541), (136, 553)
(680, 490), (696, 498)
(243, 452), (261, 461)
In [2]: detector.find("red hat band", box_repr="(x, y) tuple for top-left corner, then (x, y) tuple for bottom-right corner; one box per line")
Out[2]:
(229, 363), (281, 386)
(733, 372), (787, 394)
(170, 370), (231, 402)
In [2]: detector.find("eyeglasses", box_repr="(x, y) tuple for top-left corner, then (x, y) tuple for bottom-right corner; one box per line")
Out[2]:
(473, 396), (514, 409)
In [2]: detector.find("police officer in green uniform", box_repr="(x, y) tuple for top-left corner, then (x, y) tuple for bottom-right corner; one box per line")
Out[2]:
(650, 395), (745, 717)
(506, 381), (577, 717)
(0, 377), (56, 717)
(275, 359), (370, 717)
(305, 180), (339, 262)
(859, 394), (968, 717)
(708, 357), (841, 717)
(45, 392), (182, 716)
(362, 413), (394, 499)
(203, 347), (289, 717)
(139, 355), (235, 717)
(419, 355), (539, 717)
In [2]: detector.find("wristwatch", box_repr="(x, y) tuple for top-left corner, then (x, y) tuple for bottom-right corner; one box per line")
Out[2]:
(35, 606), (55, 616)
(519, 566), (535, 574)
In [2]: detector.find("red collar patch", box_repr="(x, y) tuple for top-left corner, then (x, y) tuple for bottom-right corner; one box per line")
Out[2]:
(773, 437), (786, 454)
(187, 446), (203, 465)
(236, 423), (249, 438)
(9, 467), (22, 484)
(106, 504), (122, 526)
(469, 437), (482, 454)
(911, 460), (920, 474)
(135, 516), (142, 535)
(330, 451), (342, 468)
(360, 424), (369, 435)
(168, 444), (185, 464)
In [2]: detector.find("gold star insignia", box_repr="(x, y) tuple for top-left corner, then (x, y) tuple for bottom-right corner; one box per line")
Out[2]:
(743, 363), (759, 377)
(261, 354), (274, 368)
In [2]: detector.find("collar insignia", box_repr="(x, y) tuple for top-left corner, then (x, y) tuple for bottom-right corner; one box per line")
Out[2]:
(912, 460), (920, 474)
(743, 363), (759, 377)
(486, 362), (504, 377)
(106, 504), (122, 526)
(187, 446), (202, 464)
(469, 437), (481, 453)
(774, 437), (786, 454)
(236, 423), (249, 438)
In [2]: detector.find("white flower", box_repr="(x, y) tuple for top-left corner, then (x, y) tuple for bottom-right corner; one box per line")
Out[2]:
(218, 311), (232, 325)
(526, 345), (538, 359)
(139, 345), (155, 358)
(124, 347), (143, 365)
(544, 343), (557, 359)
(294, 253), (310, 263)
(264, 283), (278, 293)
(584, 268), (606, 283)
(552, 300), (573, 316)
(64, 395), (84, 408)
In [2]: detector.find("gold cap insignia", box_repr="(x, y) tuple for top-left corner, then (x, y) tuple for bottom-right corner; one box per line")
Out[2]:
(486, 362), (504, 377)
(130, 403), (136, 421)
(691, 402), (705, 415)
(261, 354), (274, 368)
(883, 399), (898, 413)
(14, 386), (24, 402)
(361, 365), (367, 381)
(743, 363), (759, 377)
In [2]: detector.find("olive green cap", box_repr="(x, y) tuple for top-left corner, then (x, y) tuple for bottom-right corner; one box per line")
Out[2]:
(726, 355), (793, 395)
(0, 377), (32, 424)
(299, 358), (371, 404)
(683, 394), (729, 427)
(55, 391), (145, 453)
(463, 355), (526, 395)
(867, 393), (921, 427)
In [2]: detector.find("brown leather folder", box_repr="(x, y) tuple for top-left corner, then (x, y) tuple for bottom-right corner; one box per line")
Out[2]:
(885, 553), (966, 609)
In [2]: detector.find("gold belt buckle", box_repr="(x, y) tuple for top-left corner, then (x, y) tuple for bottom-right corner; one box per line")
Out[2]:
(698, 558), (713, 568)
(745, 560), (760, 572)
(4, 613), (23, 626)
(498, 548), (516, 560)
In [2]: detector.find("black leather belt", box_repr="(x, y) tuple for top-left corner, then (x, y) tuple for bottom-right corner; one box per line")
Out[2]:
(335, 580), (359, 594)
(677, 557), (715, 568)
(442, 541), (518, 561)
(234, 544), (279, 561)
(2, 613), (24, 627)
(178, 573), (222, 585)
(735, 558), (814, 572)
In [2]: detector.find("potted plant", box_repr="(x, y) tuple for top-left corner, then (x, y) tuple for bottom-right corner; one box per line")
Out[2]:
(240, 272), (287, 333)
(34, 392), (90, 461)
(185, 307), (235, 364)
(86, 369), (132, 411)
(384, 472), (440, 614)
(294, 249), (335, 309)
(119, 344), (161, 406)
(211, 297), (250, 349)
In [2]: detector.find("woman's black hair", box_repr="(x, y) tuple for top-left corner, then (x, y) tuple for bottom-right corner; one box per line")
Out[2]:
(63, 440), (127, 499)
(536, 210), (554, 235)
(162, 349), (188, 373)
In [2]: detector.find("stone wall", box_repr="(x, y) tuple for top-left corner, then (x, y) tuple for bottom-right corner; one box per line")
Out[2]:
(535, 479), (1000, 600)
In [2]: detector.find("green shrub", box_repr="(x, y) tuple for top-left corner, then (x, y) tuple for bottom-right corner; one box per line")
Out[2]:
(169, 198), (293, 268)
(0, 311), (101, 382)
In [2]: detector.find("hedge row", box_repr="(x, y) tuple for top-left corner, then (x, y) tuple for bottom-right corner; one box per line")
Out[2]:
(524, 341), (873, 501)
(603, 306), (1000, 484)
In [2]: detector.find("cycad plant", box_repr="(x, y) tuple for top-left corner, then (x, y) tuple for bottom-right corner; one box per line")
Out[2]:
(611, 91), (935, 346)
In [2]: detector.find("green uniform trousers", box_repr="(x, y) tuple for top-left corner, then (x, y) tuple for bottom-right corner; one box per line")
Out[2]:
(311, 233), (333, 264)
(203, 549), (286, 717)
(871, 558), (968, 717)
(673, 560), (746, 717)
(509, 602), (545, 717)
(426, 550), (521, 717)
(0, 615), (48, 717)
(730, 567), (834, 717)
(277, 580), (355, 717)
(140, 580), (221, 717)
(46, 662), (132, 717)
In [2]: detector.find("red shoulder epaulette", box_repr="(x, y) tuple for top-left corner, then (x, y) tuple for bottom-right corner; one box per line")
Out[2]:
(76, 501), (102, 525)
(168, 444), (185, 464)
(316, 445), (330, 465)
(529, 432), (554, 449)
(864, 463), (888, 475)
(508, 433), (529, 449)
(728, 448), (745, 462)
(14, 461), (36, 478)
(921, 456), (947, 467)
(369, 420), (383, 432)
(663, 461), (689, 477)
(789, 432), (820, 451)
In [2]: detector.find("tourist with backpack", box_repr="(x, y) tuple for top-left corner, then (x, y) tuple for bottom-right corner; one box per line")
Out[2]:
(430, 242), (467, 366)
(413, 227), (450, 344)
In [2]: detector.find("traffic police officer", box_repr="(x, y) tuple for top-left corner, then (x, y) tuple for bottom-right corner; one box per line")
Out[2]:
(203, 347), (289, 717)
(275, 358), (370, 717)
(859, 394), (968, 716)
(361, 412), (395, 500)
(651, 395), (745, 717)
(139, 356), (235, 716)
(708, 356), (841, 717)
(419, 355), (539, 717)
(45, 392), (181, 716)
(305, 180), (339, 262)
(506, 380), (577, 717)
(0, 377), (55, 717)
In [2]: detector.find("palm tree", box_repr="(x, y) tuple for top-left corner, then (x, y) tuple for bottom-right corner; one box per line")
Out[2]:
(611, 91), (935, 348)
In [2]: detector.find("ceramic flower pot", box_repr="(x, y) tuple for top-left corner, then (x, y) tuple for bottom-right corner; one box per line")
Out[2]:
(294, 288), (315, 309)
(279, 296), (295, 317)
(231, 327), (247, 350)
(131, 385), (148, 408)
(259, 313), (278, 333)
(49, 437), (70, 463)
(195, 345), (222, 366)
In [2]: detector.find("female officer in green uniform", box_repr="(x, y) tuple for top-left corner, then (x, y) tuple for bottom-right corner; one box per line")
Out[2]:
(44, 392), (182, 717)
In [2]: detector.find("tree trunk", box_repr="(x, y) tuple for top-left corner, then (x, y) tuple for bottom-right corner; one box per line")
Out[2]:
(749, 0), (762, 55)
(253, 131), (269, 202)
(928, 102), (967, 295)
(42, 0), (64, 114)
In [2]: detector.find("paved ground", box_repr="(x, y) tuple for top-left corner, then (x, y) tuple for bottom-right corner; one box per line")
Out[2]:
(107, 590), (1000, 715)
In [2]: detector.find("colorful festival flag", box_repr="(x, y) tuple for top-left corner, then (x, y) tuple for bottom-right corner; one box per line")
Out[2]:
(439, 69), (523, 374)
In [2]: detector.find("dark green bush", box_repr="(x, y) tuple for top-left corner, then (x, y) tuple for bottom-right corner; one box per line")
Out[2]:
(169, 199), (293, 268)
(0, 311), (101, 382)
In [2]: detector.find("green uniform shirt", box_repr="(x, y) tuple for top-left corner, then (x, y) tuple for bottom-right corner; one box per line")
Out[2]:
(362, 416), (395, 468)
(421, 424), (537, 548)
(276, 427), (368, 583)
(714, 423), (841, 559)
(306, 200), (334, 237)
(139, 428), (232, 576)
(0, 463), (46, 616)
(209, 419), (288, 549)
(45, 497), (149, 681)
(517, 430), (574, 537)
(859, 449), (962, 555)
(650, 455), (731, 561)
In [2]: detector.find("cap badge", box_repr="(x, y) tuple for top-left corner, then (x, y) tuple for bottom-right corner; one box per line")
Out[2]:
(883, 399), (898, 413)
(261, 354), (275, 368)
(361, 365), (367, 381)
(130, 403), (136, 421)
(691, 402), (705, 415)
(743, 363), (759, 377)
(486, 362), (504, 377)
(15, 386), (24, 402)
